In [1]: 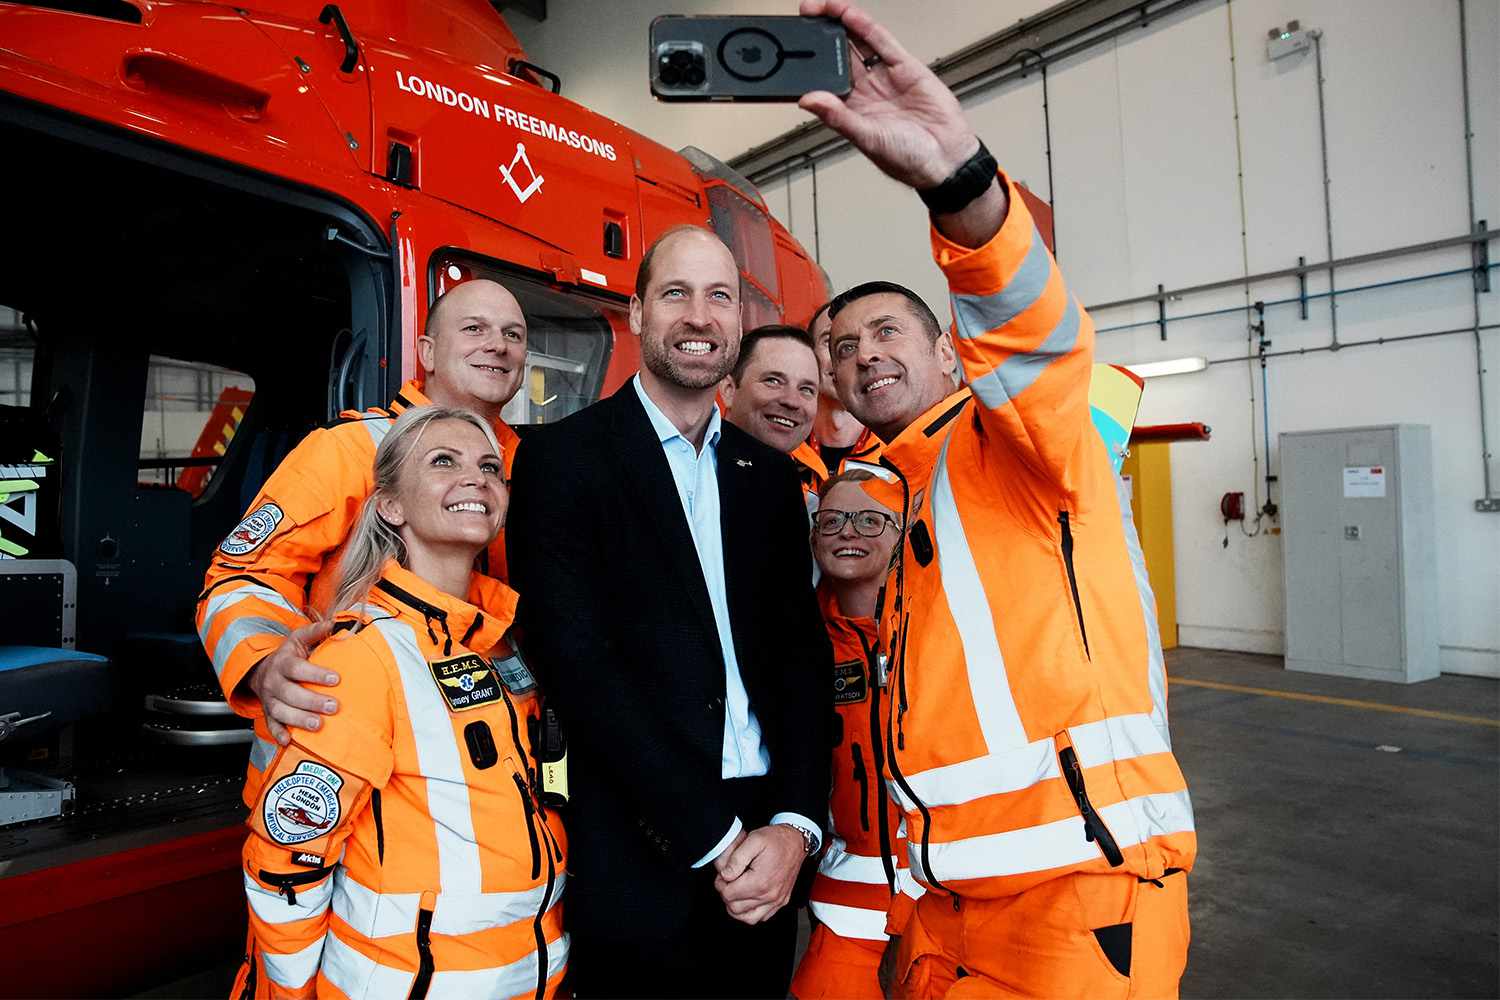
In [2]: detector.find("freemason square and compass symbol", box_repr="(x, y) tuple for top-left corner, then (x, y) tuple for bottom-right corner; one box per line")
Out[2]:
(499, 142), (544, 204)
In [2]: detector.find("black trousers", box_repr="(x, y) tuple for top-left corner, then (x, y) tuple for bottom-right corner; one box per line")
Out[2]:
(568, 775), (801, 999)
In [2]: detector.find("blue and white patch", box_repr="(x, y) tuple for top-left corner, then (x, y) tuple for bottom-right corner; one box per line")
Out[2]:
(220, 501), (284, 557)
(262, 760), (343, 846)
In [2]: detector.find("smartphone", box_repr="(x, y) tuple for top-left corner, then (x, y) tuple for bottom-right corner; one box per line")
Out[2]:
(650, 15), (852, 102)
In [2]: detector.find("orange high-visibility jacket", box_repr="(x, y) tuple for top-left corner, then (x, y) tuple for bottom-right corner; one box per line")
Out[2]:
(792, 427), (887, 504)
(878, 176), (1194, 902)
(808, 585), (923, 942)
(237, 561), (566, 1000)
(196, 382), (520, 801)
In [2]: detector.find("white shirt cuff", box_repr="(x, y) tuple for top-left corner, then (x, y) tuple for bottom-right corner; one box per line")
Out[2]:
(691, 816), (744, 869)
(770, 811), (823, 854)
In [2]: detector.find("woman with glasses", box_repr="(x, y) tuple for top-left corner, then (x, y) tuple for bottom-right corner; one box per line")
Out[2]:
(234, 406), (567, 1000)
(792, 470), (920, 999)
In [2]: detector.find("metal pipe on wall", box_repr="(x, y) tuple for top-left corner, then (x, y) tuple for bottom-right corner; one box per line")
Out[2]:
(1458, 0), (1496, 508)
(1310, 30), (1340, 351)
(1226, 0), (1263, 514)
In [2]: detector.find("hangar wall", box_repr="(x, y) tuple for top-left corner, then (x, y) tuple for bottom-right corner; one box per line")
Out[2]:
(514, 0), (1500, 676)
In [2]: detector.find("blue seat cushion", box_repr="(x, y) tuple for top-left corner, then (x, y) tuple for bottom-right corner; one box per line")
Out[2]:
(0, 647), (113, 734)
(0, 646), (109, 673)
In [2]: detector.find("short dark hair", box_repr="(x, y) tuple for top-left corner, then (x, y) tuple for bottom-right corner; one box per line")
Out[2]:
(636, 224), (723, 300)
(827, 281), (943, 342)
(807, 300), (834, 336)
(730, 324), (816, 383)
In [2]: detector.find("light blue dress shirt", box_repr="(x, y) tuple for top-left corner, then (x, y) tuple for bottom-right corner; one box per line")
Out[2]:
(632, 376), (820, 866)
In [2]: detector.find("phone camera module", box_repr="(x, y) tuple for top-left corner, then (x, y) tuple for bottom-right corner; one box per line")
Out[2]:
(657, 43), (707, 89)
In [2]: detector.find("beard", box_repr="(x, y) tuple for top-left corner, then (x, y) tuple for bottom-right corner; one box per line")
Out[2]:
(640, 328), (738, 390)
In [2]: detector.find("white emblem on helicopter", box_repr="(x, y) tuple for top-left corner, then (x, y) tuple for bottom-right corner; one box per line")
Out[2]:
(499, 143), (544, 204)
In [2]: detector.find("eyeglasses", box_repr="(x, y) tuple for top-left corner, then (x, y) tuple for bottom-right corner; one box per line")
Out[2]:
(813, 508), (898, 537)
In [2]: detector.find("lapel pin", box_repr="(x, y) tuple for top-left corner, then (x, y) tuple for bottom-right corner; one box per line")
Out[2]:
(736, 458), (752, 467)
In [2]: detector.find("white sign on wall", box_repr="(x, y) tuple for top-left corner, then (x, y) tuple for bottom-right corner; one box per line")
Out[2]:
(1343, 466), (1387, 498)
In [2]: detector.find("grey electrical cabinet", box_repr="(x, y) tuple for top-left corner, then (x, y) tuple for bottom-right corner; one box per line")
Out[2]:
(1280, 425), (1438, 683)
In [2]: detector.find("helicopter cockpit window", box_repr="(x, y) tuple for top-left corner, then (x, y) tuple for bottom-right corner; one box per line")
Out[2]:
(138, 355), (255, 499)
(432, 256), (618, 426)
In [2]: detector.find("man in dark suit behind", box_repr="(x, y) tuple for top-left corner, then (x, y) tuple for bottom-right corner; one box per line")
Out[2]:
(506, 225), (832, 998)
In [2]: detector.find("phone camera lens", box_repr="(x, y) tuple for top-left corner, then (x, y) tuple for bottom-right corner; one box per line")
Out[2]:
(659, 47), (706, 89)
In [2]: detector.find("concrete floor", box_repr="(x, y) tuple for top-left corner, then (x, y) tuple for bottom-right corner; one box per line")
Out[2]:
(1168, 648), (1500, 998)
(138, 648), (1500, 998)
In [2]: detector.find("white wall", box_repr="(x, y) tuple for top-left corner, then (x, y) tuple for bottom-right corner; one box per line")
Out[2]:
(513, 0), (1500, 676)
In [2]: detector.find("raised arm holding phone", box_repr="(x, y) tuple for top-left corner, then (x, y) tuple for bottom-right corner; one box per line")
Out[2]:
(796, 3), (1196, 997)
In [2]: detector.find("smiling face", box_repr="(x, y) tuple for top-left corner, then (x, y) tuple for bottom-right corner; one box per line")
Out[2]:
(813, 480), (900, 585)
(419, 279), (528, 412)
(631, 228), (742, 390)
(376, 418), (506, 556)
(722, 335), (820, 452)
(831, 292), (957, 442)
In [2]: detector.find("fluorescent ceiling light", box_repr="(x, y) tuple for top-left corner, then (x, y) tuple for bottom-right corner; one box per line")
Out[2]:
(1124, 356), (1207, 379)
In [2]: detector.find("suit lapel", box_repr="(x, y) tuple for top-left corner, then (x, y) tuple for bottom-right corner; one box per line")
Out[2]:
(607, 385), (721, 652)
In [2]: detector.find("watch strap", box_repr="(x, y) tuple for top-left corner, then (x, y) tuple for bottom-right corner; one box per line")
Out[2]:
(917, 139), (999, 216)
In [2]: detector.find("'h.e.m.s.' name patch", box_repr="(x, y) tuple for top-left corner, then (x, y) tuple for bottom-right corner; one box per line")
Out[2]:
(833, 659), (868, 705)
(219, 501), (284, 557)
(262, 761), (344, 846)
(430, 653), (502, 712)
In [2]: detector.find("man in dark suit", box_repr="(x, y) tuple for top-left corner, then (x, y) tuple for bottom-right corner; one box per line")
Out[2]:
(506, 225), (832, 998)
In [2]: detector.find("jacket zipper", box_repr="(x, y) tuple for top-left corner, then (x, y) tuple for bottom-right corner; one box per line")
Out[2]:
(513, 773), (542, 880)
(1058, 511), (1091, 659)
(851, 743), (870, 833)
(1058, 743), (1124, 866)
(878, 454), (956, 906)
(854, 629), (897, 895)
(499, 685), (537, 809)
(257, 865), (333, 906)
(371, 789), (385, 864)
(408, 907), (435, 1000)
(530, 828), (558, 1000)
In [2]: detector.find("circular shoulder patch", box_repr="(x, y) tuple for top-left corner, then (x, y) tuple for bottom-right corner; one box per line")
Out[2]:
(262, 761), (343, 845)
(220, 501), (285, 557)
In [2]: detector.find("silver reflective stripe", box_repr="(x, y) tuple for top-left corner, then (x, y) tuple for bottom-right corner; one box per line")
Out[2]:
(432, 873), (566, 936)
(199, 583), (302, 643)
(245, 871), (334, 926)
(844, 459), (897, 482)
(362, 416), (393, 449)
(332, 871), (420, 939)
(249, 735), (277, 773)
(1070, 713), (1170, 769)
(951, 226), (1051, 340)
(816, 841), (894, 886)
(1116, 474), (1171, 745)
(909, 788), (1194, 885)
(260, 936), (325, 989)
(896, 867), (926, 901)
(808, 900), (890, 941)
(968, 294), (1082, 413)
(895, 712), (1171, 811)
(426, 929), (569, 998)
(210, 617), (291, 677)
(321, 929), (414, 997)
(379, 620), (483, 890)
(929, 432), (1028, 752)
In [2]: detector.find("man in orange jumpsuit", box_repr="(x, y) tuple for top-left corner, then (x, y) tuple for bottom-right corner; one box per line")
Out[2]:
(800, 2), (1195, 996)
(197, 278), (528, 787)
(720, 323), (824, 504)
(791, 470), (921, 999)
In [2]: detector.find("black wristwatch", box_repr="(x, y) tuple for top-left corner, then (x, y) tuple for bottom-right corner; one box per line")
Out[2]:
(917, 139), (998, 216)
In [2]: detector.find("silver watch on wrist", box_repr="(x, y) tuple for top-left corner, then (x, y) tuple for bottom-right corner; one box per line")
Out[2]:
(778, 822), (817, 856)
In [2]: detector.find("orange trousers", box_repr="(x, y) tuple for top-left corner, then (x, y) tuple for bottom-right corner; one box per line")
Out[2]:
(893, 871), (1189, 999)
(791, 923), (887, 999)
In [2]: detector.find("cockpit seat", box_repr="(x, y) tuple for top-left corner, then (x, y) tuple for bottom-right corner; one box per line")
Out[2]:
(0, 647), (112, 746)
